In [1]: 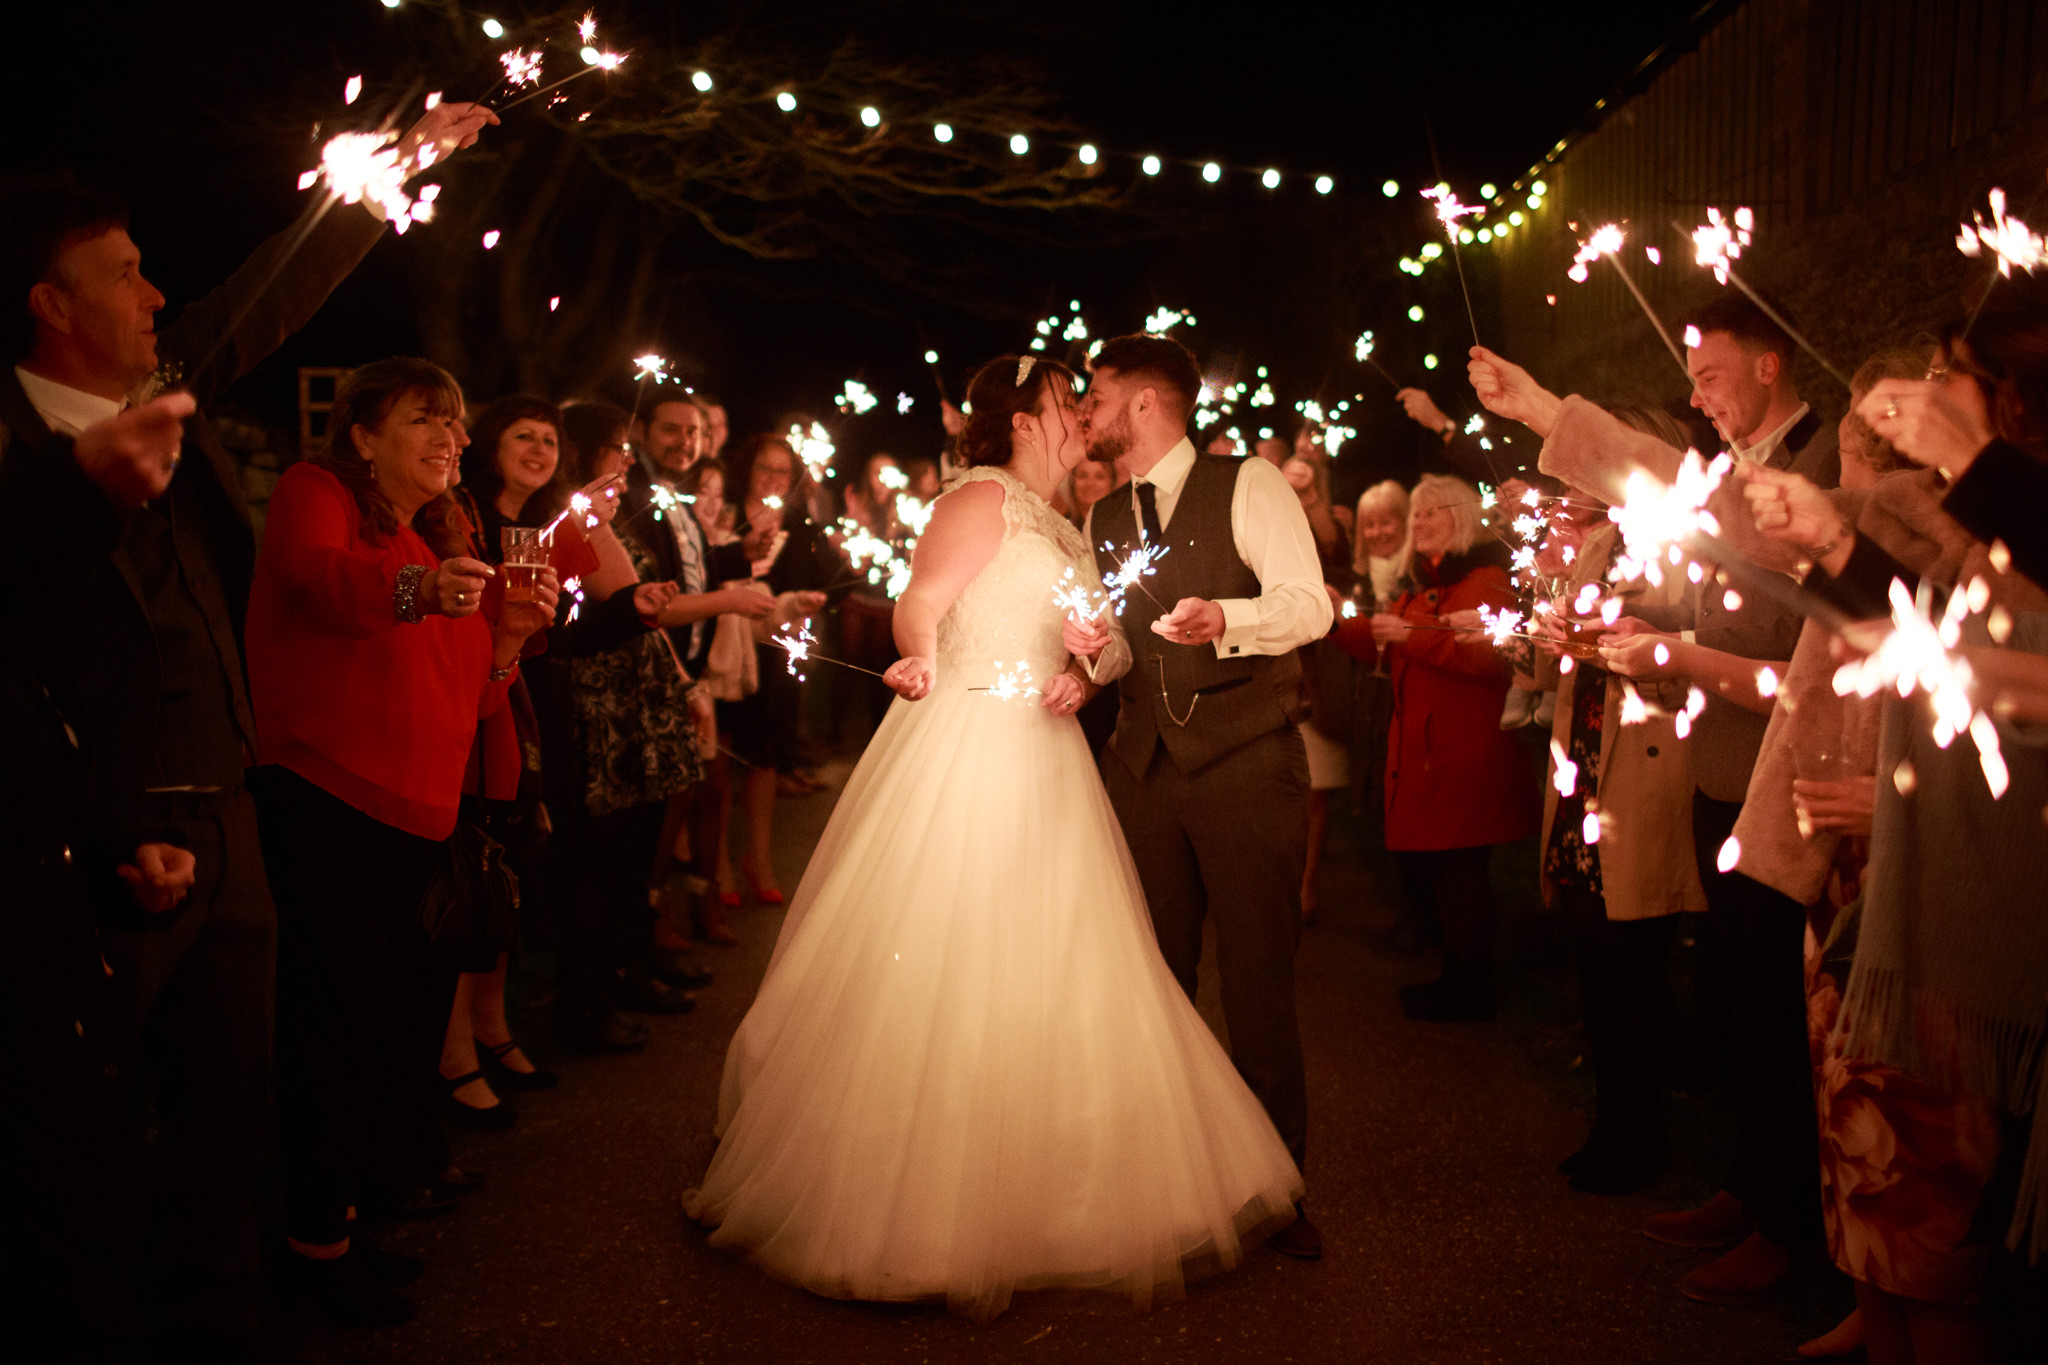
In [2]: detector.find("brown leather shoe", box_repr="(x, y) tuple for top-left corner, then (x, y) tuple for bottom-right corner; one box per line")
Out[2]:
(1269, 1204), (1323, 1260)
(1643, 1190), (1752, 1249)
(1681, 1231), (1793, 1304)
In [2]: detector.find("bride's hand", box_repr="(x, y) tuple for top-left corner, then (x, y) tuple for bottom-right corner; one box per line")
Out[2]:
(1041, 672), (1085, 715)
(883, 655), (935, 701)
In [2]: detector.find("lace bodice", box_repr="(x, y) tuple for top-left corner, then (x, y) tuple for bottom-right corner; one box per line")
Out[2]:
(934, 467), (1091, 693)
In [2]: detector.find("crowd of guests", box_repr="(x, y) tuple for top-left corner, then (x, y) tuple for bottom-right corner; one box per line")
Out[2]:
(0, 117), (866, 1356)
(1279, 285), (2045, 1364)
(5, 101), (2047, 1365)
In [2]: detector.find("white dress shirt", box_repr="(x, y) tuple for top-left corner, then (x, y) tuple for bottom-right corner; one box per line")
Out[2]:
(1082, 437), (1333, 684)
(1732, 402), (1809, 466)
(16, 366), (122, 437)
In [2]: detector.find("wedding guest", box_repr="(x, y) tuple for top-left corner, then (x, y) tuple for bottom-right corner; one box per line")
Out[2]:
(1745, 289), (2048, 1360)
(717, 432), (842, 905)
(535, 403), (750, 1048)
(1528, 405), (1703, 1195)
(902, 455), (942, 502)
(1468, 342), (1828, 1305)
(1348, 481), (1409, 842)
(1282, 455), (1356, 923)
(1254, 436), (1289, 466)
(838, 453), (904, 737)
(844, 452), (905, 538)
(1065, 452), (1119, 531)
(698, 390), (730, 461)
(246, 357), (557, 1328)
(1330, 473), (1539, 1020)
(0, 397), (198, 1361)
(0, 103), (496, 1357)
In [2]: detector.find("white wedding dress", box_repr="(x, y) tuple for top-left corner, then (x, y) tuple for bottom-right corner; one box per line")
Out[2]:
(684, 466), (1303, 1321)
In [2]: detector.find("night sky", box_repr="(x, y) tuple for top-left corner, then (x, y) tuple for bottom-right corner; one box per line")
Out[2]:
(8, 0), (1708, 484)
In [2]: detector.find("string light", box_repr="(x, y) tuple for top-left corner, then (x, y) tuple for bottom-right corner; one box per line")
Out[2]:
(1142, 155), (1161, 176)
(1202, 162), (1221, 183)
(775, 90), (796, 111)
(1079, 144), (1098, 165)
(1315, 176), (1333, 194)
(861, 106), (881, 127)
(691, 70), (713, 92)
(1261, 168), (1281, 189)
(931, 121), (951, 141)
(1382, 180), (1399, 197)
(482, 17), (504, 38)
(1009, 133), (1029, 154)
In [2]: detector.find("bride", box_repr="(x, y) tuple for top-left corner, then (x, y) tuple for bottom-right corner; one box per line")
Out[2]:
(683, 354), (1304, 1321)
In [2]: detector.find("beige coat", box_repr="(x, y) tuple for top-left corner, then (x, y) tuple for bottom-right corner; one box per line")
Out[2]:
(1535, 522), (1708, 921)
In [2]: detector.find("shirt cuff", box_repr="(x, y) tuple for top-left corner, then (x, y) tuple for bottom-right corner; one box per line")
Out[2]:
(1681, 629), (1697, 646)
(1215, 598), (1258, 658)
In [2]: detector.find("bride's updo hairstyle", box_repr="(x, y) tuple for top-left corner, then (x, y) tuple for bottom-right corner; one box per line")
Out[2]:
(955, 354), (1077, 468)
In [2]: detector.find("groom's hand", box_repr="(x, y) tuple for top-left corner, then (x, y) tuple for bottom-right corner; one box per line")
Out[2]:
(1151, 597), (1226, 647)
(1063, 610), (1109, 660)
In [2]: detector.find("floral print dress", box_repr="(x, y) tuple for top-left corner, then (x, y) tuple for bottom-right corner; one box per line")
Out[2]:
(568, 532), (703, 817)
(1542, 660), (1606, 896)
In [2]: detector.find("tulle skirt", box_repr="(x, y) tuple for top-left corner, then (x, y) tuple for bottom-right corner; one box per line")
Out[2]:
(684, 684), (1304, 1321)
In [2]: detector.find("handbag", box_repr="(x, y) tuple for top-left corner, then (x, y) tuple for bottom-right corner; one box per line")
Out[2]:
(418, 715), (523, 957)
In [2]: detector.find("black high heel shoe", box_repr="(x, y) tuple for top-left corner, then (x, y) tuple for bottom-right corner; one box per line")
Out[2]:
(446, 1070), (517, 1130)
(479, 1038), (559, 1091)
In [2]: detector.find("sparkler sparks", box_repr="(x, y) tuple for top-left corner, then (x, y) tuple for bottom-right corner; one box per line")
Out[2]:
(1100, 539), (1172, 614)
(1956, 188), (2044, 277)
(896, 392), (914, 414)
(1831, 578), (2010, 798)
(1691, 206), (1753, 285)
(1475, 603), (1527, 648)
(632, 353), (671, 383)
(835, 380), (878, 414)
(1568, 223), (1690, 376)
(768, 617), (889, 682)
(1142, 307), (1196, 333)
(788, 422), (836, 480)
(300, 131), (439, 233)
(1421, 185), (1483, 343)
(985, 661), (1042, 703)
(1565, 223), (1625, 283)
(499, 48), (544, 89)
(1607, 449), (1731, 588)
(1053, 565), (1110, 620)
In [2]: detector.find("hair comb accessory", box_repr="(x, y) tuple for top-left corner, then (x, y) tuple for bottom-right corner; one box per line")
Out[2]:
(1015, 356), (1036, 387)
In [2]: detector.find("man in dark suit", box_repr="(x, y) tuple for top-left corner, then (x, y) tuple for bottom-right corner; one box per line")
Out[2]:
(0, 99), (493, 1351)
(1066, 334), (1333, 1259)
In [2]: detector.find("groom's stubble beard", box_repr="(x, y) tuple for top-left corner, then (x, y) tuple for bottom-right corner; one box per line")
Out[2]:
(1083, 410), (1131, 467)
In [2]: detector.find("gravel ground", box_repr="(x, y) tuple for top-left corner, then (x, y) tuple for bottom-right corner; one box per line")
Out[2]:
(288, 755), (1832, 1364)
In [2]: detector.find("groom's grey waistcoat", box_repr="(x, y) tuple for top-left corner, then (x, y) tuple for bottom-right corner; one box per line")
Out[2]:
(1093, 455), (1304, 779)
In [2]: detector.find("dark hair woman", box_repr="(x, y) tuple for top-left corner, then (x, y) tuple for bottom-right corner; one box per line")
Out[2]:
(245, 357), (559, 1327)
(716, 432), (848, 903)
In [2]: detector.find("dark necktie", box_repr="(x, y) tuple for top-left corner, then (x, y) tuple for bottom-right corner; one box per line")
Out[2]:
(1134, 480), (1163, 543)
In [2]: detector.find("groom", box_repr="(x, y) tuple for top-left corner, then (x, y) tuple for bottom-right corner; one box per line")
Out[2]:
(1065, 333), (1333, 1258)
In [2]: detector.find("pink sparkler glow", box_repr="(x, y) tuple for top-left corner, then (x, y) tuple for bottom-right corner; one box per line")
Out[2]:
(1607, 449), (1731, 588)
(1421, 184), (1480, 229)
(1475, 603), (1527, 648)
(344, 75), (364, 105)
(1566, 224), (1626, 283)
(1691, 206), (1754, 285)
(578, 9), (598, 43)
(772, 619), (816, 677)
(300, 131), (439, 233)
(1956, 188), (2045, 277)
(1549, 737), (1578, 797)
(1832, 577), (2010, 798)
(500, 48), (544, 89)
(1683, 324), (1703, 349)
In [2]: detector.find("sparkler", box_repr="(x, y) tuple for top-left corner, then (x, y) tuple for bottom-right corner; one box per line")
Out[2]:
(1353, 330), (1400, 388)
(1052, 565), (1111, 620)
(1831, 578), (2010, 798)
(969, 661), (1043, 704)
(1142, 307), (1197, 334)
(768, 618), (889, 681)
(1421, 185), (1483, 343)
(1099, 538), (1173, 614)
(497, 17), (626, 115)
(788, 422), (836, 482)
(835, 379), (878, 415)
(1567, 224), (1689, 378)
(1955, 187), (2046, 338)
(1683, 209), (1851, 390)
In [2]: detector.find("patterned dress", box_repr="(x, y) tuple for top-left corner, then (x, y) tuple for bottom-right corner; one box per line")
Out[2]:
(568, 532), (703, 817)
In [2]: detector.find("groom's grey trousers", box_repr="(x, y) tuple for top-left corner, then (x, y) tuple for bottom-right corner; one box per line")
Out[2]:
(1102, 726), (1311, 1167)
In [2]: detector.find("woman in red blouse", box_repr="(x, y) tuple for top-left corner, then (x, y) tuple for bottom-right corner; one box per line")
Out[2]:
(246, 357), (557, 1328)
(1333, 473), (1539, 1022)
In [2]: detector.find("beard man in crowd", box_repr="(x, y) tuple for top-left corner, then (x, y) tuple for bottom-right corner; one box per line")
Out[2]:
(0, 99), (494, 1359)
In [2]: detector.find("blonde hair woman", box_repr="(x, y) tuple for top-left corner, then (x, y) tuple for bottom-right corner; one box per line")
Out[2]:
(1329, 473), (1539, 1019)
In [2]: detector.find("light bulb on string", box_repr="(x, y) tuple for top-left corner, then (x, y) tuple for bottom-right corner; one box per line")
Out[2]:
(1315, 176), (1333, 194)
(1382, 180), (1399, 197)
(1078, 144), (1098, 165)
(691, 71), (712, 92)
(1142, 155), (1162, 176)
(1009, 133), (1029, 154)
(931, 121), (951, 141)
(1202, 162), (1221, 183)
(482, 17), (504, 38)
(776, 91), (796, 111)
(861, 106), (882, 128)
(1261, 168), (1280, 189)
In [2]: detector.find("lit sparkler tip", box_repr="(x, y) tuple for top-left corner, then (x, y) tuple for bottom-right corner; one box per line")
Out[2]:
(836, 379), (878, 415)
(1353, 330), (1376, 362)
(345, 75), (363, 105)
(632, 353), (670, 382)
(501, 48), (545, 88)
(1421, 184), (1480, 228)
(1142, 307), (1194, 333)
(579, 9), (597, 42)
(1956, 187), (2046, 277)
(1716, 835), (1742, 873)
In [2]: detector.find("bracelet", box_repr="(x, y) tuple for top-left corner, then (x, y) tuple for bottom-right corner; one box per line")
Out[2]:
(1801, 523), (1851, 566)
(489, 663), (516, 682)
(394, 563), (427, 624)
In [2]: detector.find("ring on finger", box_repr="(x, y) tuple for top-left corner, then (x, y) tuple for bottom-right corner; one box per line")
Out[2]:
(1885, 400), (1900, 419)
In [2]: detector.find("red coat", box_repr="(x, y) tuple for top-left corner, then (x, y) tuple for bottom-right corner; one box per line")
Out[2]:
(1333, 550), (1540, 852)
